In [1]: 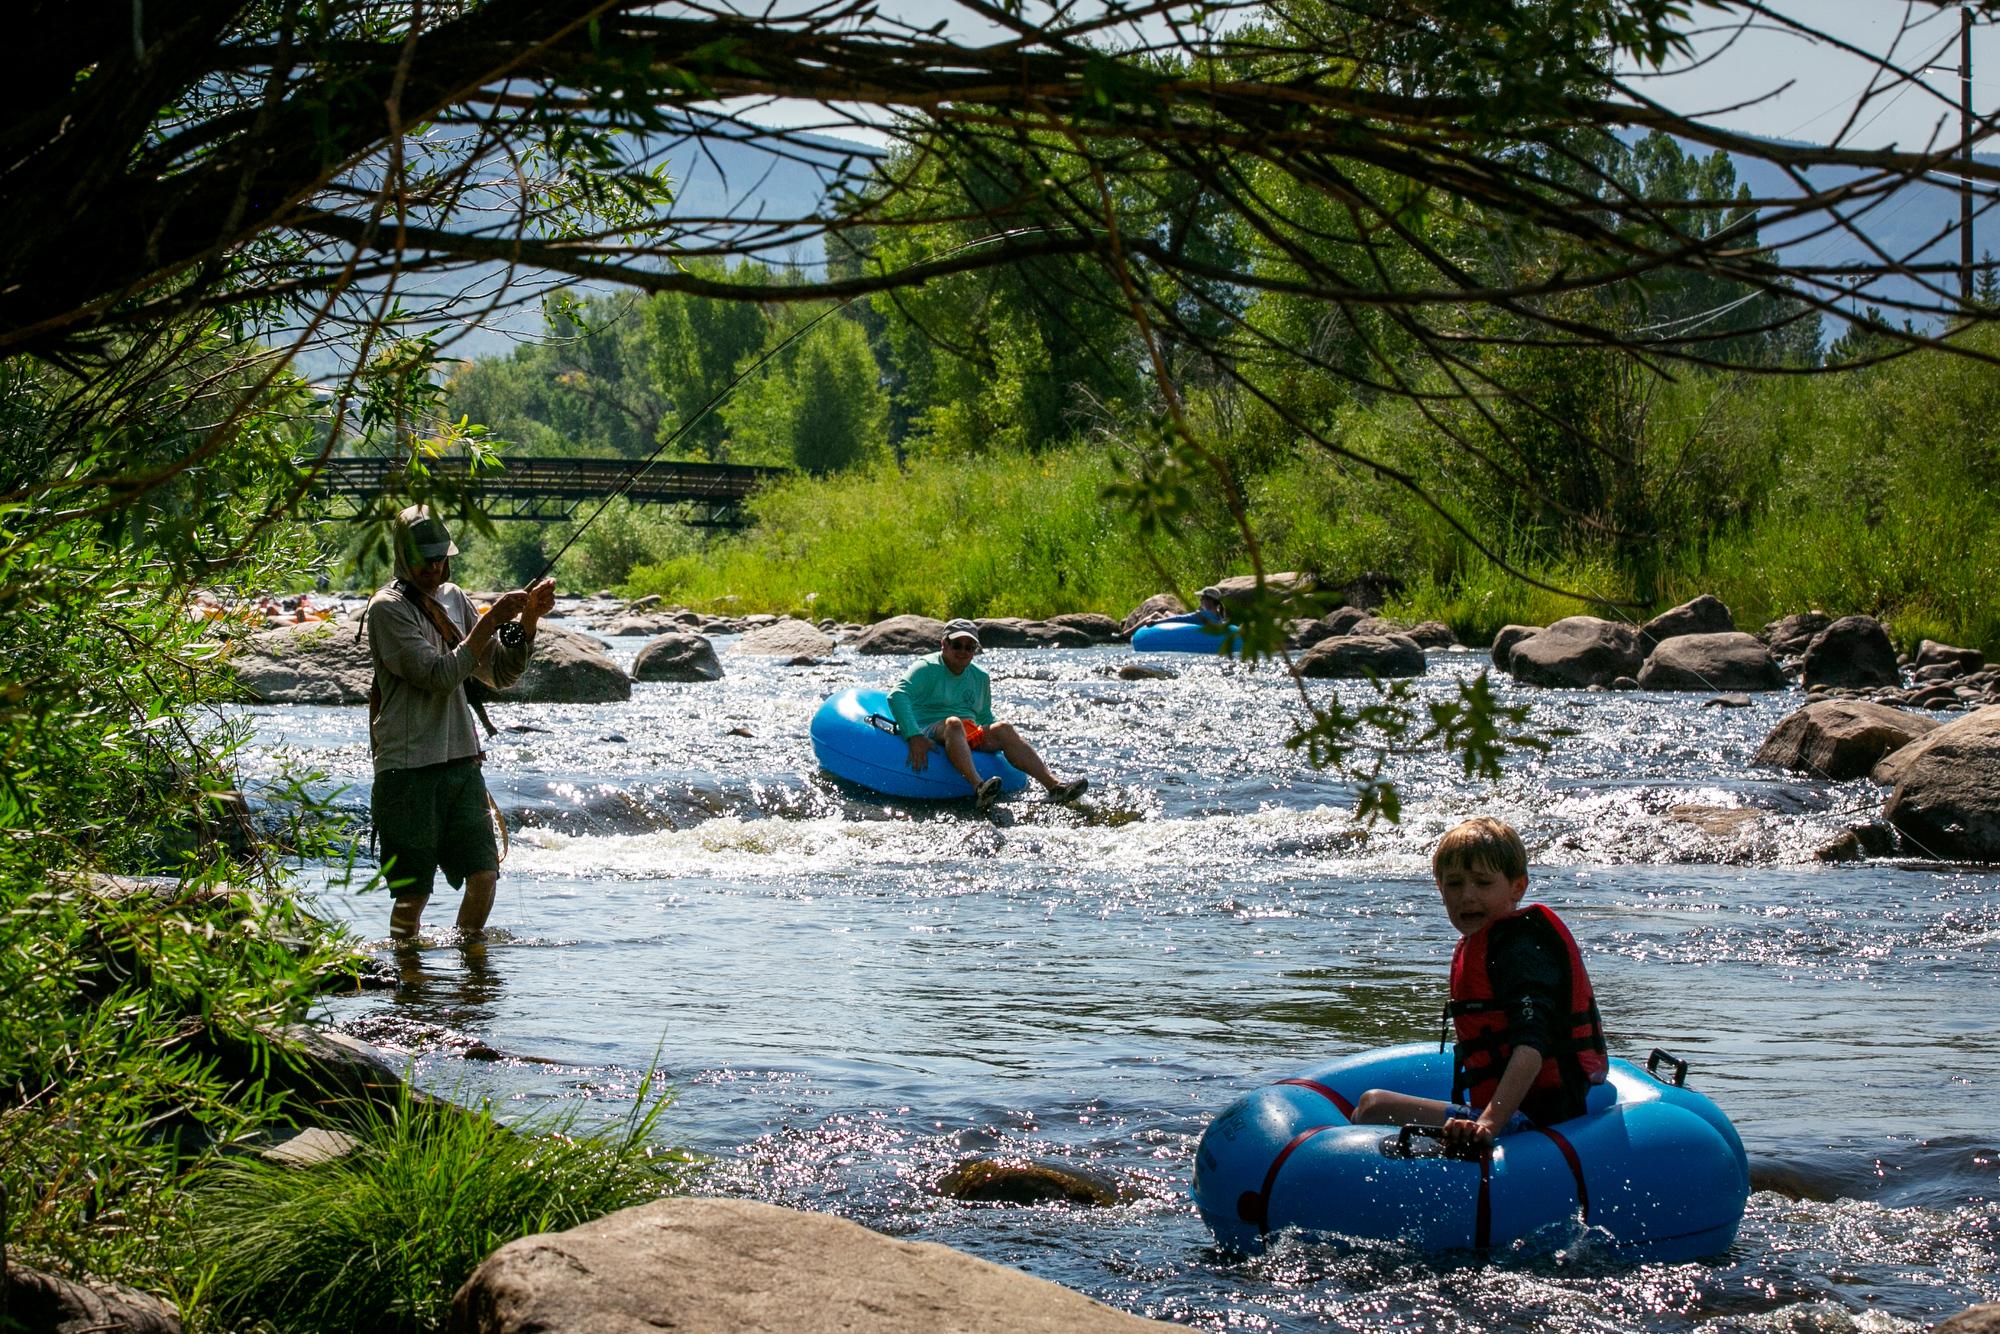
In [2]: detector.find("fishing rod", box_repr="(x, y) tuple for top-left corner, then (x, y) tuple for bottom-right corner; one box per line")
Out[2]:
(525, 225), (1099, 585)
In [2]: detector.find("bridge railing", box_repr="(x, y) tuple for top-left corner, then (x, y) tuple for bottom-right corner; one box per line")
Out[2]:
(311, 456), (790, 525)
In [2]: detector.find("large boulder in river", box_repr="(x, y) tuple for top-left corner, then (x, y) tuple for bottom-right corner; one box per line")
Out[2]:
(1879, 705), (2000, 862)
(853, 614), (947, 655)
(1118, 594), (1185, 637)
(1801, 615), (1900, 690)
(1490, 624), (1538, 673)
(449, 1197), (1172, 1334)
(1507, 617), (1643, 688)
(1212, 571), (1316, 608)
(1752, 700), (1941, 781)
(1046, 612), (1120, 642)
(975, 617), (1096, 649)
(1761, 611), (1834, 658)
(506, 625), (630, 703)
(1636, 632), (1784, 692)
(230, 621), (374, 704)
(632, 633), (723, 682)
(1641, 594), (1734, 647)
(1914, 639), (1984, 675)
(1295, 634), (1426, 679)
(730, 617), (835, 659)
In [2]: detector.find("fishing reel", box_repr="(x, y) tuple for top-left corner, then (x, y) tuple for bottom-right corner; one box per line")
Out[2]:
(497, 621), (526, 649)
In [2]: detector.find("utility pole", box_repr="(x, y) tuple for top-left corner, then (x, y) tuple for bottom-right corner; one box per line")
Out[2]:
(1960, 3), (1974, 303)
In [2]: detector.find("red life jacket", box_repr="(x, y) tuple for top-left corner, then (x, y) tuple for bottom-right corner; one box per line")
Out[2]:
(1446, 904), (1608, 1115)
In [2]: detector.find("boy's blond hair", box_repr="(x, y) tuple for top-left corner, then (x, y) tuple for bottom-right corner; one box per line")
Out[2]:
(1431, 817), (1527, 881)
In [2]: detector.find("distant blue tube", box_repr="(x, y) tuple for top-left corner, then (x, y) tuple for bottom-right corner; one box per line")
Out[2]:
(1191, 1043), (1749, 1263)
(1130, 620), (1241, 654)
(810, 688), (1029, 800)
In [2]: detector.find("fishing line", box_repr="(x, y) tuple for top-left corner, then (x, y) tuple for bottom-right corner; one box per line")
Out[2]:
(528, 225), (1102, 584)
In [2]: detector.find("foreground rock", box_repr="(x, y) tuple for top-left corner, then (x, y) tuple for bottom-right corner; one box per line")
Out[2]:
(1641, 594), (1734, 647)
(2, 1264), (180, 1334)
(1753, 700), (1941, 781)
(1507, 617), (1643, 688)
(230, 621), (373, 704)
(1296, 634), (1426, 679)
(854, 614), (948, 655)
(730, 617), (836, 659)
(1636, 632), (1784, 692)
(1934, 1304), (2000, 1334)
(506, 626), (631, 703)
(449, 1197), (1171, 1334)
(1880, 705), (2000, 861)
(632, 633), (723, 682)
(1801, 615), (1900, 690)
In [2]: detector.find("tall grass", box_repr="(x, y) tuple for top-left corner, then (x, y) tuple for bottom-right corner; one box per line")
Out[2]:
(178, 1080), (694, 1334)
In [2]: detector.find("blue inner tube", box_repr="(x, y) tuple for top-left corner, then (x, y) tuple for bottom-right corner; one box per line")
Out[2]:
(1192, 1043), (1749, 1262)
(1131, 619), (1241, 654)
(810, 688), (1029, 800)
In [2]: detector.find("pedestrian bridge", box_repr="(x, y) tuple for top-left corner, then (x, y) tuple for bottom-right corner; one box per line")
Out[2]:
(312, 456), (788, 527)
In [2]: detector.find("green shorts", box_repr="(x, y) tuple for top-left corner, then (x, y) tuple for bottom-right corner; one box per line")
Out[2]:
(370, 758), (497, 900)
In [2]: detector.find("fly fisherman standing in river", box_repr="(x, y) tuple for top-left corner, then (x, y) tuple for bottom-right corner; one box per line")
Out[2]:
(366, 505), (555, 940)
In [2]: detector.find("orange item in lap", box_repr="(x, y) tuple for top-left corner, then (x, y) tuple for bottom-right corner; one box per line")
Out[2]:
(962, 722), (987, 748)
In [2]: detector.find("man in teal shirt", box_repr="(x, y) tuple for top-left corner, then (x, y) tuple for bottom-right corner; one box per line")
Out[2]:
(888, 619), (1088, 810)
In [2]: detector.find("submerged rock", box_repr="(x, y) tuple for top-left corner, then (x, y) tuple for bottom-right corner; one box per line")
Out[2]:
(1636, 632), (1784, 692)
(449, 1197), (1172, 1333)
(632, 632), (723, 682)
(1117, 663), (1178, 680)
(1753, 700), (1939, 781)
(936, 1158), (1120, 1206)
(1880, 705), (2000, 862)
(1507, 616), (1643, 688)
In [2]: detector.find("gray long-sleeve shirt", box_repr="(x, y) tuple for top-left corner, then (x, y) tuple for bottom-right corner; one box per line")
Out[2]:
(365, 581), (533, 773)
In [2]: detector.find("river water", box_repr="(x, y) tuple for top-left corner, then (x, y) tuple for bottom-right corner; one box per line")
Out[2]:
(244, 627), (2000, 1331)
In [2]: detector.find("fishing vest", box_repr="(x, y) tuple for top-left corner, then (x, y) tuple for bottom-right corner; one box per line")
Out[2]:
(1446, 903), (1608, 1113)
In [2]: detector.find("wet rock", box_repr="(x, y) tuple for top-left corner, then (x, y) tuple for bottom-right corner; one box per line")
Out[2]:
(1507, 617), (1643, 689)
(1667, 804), (1760, 838)
(1801, 616), (1900, 690)
(1611, 676), (1640, 691)
(1490, 624), (1538, 673)
(1118, 594), (1186, 637)
(974, 618), (1096, 649)
(230, 620), (374, 704)
(1880, 705), (2000, 861)
(1753, 700), (1939, 781)
(731, 617), (836, 658)
(1, 1264), (181, 1334)
(632, 632), (723, 683)
(724, 726), (755, 738)
(936, 1158), (1120, 1207)
(1907, 683), (1963, 710)
(1761, 611), (1833, 657)
(506, 626), (631, 704)
(854, 614), (949, 655)
(1703, 694), (1753, 709)
(1934, 1304), (2000, 1334)
(599, 613), (684, 638)
(1915, 639), (1984, 675)
(448, 1197), (1172, 1334)
(1636, 632), (1784, 692)
(1641, 594), (1735, 647)
(1046, 613), (1120, 642)
(1295, 634), (1426, 679)
(1813, 822), (1899, 862)
(1117, 663), (1178, 680)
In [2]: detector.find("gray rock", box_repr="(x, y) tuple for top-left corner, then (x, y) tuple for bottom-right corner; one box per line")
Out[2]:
(1322, 605), (1369, 636)
(1611, 676), (1640, 691)
(599, 613), (684, 638)
(1403, 620), (1457, 649)
(448, 1197), (1172, 1334)
(1881, 705), (2000, 861)
(506, 626), (631, 704)
(1641, 594), (1735, 647)
(1754, 700), (1940, 781)
(1117, 663), (1178, 680)
(1211, 571), (1316, 607)
(1703, 694), (1753, 709)
(632, 633), (723, 683)
(1802, 616), (1900, 689)
(854, 614), (949, 655)
(1118, 594), (1185, 638)
(1046, 613), (1120, 642)
(1507, 617), (1644, 688)
(1915, 639), (1984, 675)
(1761, 612), (1833, 657)
(1934, 1303), (2000, 1334)
(730, 617), (836, 659)
(1288, 617), (1340, 650)
(230, 621), (374, 704)
(2, 1264), (181, 1334)
(974, 617), (1096, 649)
(1636, 632), (1785, 692)
(1329, 571), (1403, 610)
(1295, 634), (1426, 679)
(1490, 624), (1538, 673)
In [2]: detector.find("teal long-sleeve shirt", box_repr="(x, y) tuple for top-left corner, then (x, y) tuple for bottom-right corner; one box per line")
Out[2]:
(886, 653), (994, 737)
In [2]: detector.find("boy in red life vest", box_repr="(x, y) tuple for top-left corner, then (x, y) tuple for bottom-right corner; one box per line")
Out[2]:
(1353, 817), (1609, 1152)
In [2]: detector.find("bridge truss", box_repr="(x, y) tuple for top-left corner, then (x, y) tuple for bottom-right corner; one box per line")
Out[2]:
(311, 456), (788, 528)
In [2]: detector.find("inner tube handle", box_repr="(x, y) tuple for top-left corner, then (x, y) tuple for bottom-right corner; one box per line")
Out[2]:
(1646, 1047), (1691, 1087)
